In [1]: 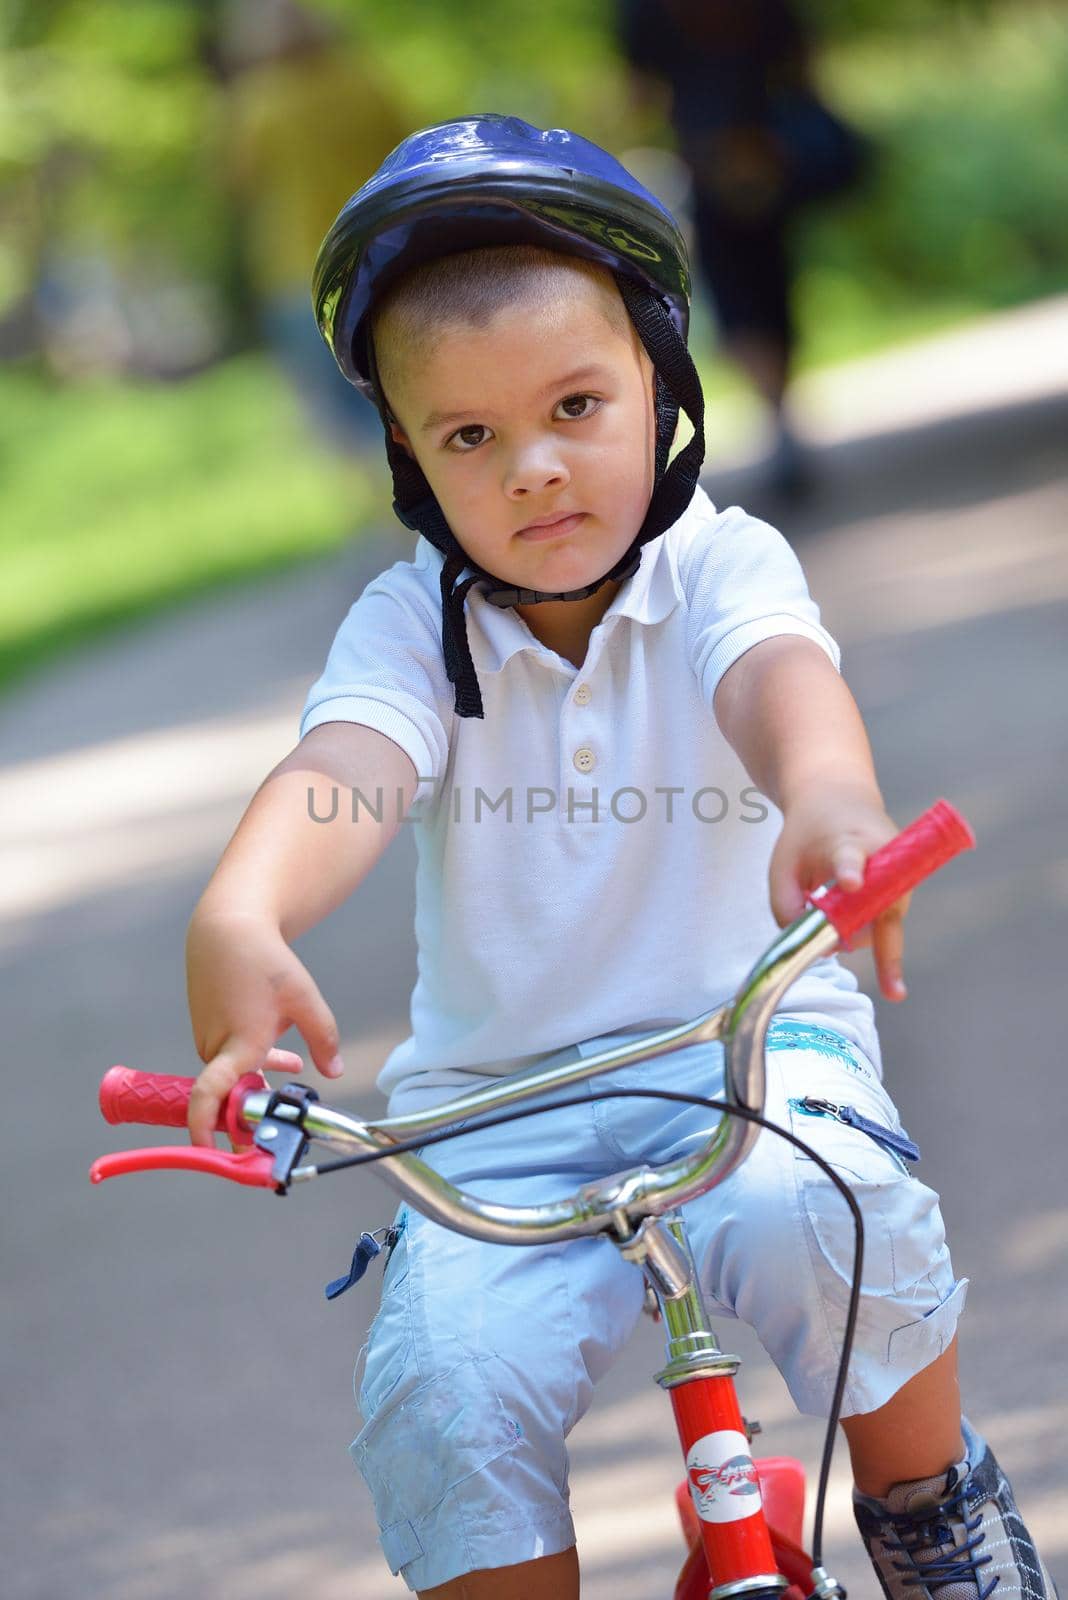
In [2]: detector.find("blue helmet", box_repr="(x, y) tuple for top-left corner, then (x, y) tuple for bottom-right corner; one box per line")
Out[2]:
(312, 115), (705, 720)
(313, 113), (692, 400)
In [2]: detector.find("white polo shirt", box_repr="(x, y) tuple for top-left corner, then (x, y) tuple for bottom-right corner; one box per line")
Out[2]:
(301, 487), (879, 1096)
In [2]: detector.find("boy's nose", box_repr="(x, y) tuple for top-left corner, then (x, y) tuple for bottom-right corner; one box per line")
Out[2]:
(503, 442), (571, 499)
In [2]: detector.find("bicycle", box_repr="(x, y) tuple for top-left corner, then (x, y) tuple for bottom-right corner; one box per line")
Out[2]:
(92, 800), (974, 1600)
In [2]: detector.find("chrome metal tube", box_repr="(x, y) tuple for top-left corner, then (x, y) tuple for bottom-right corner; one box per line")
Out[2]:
(242, 1094), (622, 1243)
(240, 911), (838, 1246)
(711, 908), (839, 1193)
(374, 1006), (727, 1137)
(617, 1217), (694, 1300)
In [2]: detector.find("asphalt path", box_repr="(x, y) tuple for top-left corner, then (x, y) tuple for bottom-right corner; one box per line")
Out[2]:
(3, 303), (1067, 1598)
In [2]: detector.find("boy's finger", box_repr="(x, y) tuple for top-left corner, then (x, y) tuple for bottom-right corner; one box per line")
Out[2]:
(873, 907), (907, 1002)
(188, 1040), (263, 1146)
(285, 985), (345, 1080)
(262, 1047), (304, 1073)
(769, 855), (805, 927)
(832, 844), (865, 892)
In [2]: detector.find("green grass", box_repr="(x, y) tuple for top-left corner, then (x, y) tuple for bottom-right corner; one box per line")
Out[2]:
(0, 355), (377, 693)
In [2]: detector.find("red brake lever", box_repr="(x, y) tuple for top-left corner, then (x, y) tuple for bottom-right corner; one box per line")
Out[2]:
(90, 1146), (278, 1189)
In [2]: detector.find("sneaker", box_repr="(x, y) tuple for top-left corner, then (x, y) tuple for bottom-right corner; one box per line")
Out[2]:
(853, 1417), (1059, 1599)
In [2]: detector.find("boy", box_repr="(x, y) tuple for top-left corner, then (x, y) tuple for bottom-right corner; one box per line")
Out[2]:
(185, 118), (1055, 1598)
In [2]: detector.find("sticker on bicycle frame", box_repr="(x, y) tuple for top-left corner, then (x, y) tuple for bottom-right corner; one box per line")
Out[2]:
(686, 1430), (763, 1523)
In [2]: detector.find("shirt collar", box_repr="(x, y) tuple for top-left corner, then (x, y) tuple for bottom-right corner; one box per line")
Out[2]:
(448, 528), (684, 676)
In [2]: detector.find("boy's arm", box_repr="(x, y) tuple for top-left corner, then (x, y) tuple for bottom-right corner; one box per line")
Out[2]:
(185, 721), (419, 1144)
(194, 720), (419, 939)
(713, 635), (908, 1002)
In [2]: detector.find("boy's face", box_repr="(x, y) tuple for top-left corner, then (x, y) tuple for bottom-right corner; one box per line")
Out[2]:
(381, 274), (658, 602)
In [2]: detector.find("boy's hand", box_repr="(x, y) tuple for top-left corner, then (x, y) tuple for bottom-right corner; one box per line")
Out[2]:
(185, 908), (344, 1146)
(769, 786), (910, 1003)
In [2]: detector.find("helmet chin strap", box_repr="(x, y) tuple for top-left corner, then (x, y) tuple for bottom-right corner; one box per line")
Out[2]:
(478, 547), (642, 611)
(374, 277), (705, 718)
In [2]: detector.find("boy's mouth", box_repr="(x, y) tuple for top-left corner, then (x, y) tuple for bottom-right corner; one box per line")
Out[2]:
(515, 511), (587, 542)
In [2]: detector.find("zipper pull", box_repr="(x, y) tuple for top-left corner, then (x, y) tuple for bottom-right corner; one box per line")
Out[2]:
(325, 1231), (382, 1300)
(837, 1106), (921, 1163)
(792, 1096), (842, 1118)
(789, 1097), (921, 1164)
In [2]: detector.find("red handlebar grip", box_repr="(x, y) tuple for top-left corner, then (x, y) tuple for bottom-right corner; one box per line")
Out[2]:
(98, 1067), (267, 1146)
(100, 1067), (196, 1127)
(806, 799), (975, 949)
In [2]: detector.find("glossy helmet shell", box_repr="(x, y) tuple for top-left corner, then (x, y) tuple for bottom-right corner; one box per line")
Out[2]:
(312, 113), (691, 400)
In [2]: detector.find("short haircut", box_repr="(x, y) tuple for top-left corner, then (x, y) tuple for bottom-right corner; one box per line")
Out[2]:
(370, 244), (631, 405)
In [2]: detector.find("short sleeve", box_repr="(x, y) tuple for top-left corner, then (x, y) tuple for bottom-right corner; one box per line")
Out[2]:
(300, 558), (453, 784)
(679, 503), (841, 708)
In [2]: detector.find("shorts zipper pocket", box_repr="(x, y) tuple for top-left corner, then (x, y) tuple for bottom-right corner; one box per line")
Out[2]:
(789, 1096), (921, 1167)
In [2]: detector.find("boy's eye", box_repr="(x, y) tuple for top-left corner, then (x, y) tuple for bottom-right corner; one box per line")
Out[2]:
(446, 423), (492, 452)
(443, 395), (599, 449)
(555, 393), (600, 421)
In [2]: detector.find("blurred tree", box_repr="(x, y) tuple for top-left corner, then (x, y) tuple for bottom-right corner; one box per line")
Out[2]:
(1, 0), (231, 369)
(1, 0), (1064, 373)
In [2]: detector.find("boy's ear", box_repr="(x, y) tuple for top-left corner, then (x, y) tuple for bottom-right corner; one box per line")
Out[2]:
(389, 419), (415, 459)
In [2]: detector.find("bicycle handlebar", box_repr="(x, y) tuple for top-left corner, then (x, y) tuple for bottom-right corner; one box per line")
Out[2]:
(91, 800), (975, 1238)
(805, 799), (973, 948)
(99, 1067), (269, 1145)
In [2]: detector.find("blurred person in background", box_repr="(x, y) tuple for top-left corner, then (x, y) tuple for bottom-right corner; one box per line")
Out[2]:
(219, 0), (410, 459)
(617, 0), (871, 498)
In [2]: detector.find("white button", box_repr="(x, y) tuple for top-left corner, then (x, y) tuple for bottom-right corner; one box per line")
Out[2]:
(573, 683), (592, 706)
(573, 747), (596, 774)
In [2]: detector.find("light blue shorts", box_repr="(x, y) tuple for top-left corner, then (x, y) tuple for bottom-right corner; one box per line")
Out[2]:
(350, 1019), (967, 1590)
